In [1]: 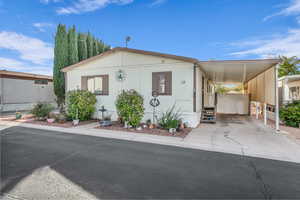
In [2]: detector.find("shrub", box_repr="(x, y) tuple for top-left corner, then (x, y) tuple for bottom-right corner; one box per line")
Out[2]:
(66, 90), (97, 121)
(115, 90), (144, 127)
(31, 103), (54, 120)
(280, 101), (300, 127)
(158, 105), (182, 130)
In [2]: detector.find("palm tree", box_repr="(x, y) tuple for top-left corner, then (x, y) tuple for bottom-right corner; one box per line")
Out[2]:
(279, 56), (300, 77)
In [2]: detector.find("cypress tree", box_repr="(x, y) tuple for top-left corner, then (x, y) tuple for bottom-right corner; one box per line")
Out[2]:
(68, 25), (79, 65)
(78, 33), (88, 61)
(93, 38), (99, 56)
(97, 40), (103, 54)
(86, 32), (94, 58)
(53, 24), (68, 110)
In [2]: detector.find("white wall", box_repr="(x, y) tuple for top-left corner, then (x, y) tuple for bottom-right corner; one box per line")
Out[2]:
(217, 94), (249, 115)
(66, 51), (200, 127)
(1, 78), (55, 104)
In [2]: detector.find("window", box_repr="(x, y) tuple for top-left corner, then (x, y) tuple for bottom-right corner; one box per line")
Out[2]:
(34, 79), (48, 85)
(81, 75), (109, 95)
(152, 71), (172, 95)
(289, 86), (300, 100)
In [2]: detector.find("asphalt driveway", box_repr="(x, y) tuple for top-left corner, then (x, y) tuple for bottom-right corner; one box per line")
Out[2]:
(1, 126), (300, 199)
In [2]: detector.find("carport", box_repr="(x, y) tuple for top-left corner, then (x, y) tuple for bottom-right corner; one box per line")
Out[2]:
(198, 59), (281, 132)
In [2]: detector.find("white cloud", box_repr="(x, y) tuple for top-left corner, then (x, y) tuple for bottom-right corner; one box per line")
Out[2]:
(33, 22), (54, 32)
(40, 0), (61, 4)
(297, 16), (300, 24)
(0, 57), (52, 75)
(264, 0), (300, 21)
(56, 0), (134, 15)
(230, 29), (300, 58)
(0, 31), (53, 65)
(149, 0), (167, 7)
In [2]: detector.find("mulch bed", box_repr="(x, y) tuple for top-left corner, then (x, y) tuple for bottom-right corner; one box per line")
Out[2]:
(95, 121), (192, 138)
(0, 115), (97, 128)
(22, 119), (98, 128)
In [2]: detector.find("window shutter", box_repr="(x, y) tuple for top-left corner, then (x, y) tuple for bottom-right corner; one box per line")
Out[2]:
(152, 73), (159, 93)
(102, 75), (109, 95)
(81, 77), (88, 90)
(165, 72), (172, 95)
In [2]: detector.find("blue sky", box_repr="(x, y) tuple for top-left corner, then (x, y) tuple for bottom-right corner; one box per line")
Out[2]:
(0, 0), (300, 75)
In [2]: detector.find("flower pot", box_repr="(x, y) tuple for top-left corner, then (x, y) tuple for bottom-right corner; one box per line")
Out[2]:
(149, 124), (154, 129)
(15, 113), (22, 120)
(169, 128), (176, 134)
(73, 119), (80, 126)
(47, 118), (55, 123)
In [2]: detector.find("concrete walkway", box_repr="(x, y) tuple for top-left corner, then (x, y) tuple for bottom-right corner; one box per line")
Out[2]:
(1, 116), (300, 163)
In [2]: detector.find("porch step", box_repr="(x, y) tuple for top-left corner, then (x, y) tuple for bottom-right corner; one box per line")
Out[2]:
(201, 107), (216, 123)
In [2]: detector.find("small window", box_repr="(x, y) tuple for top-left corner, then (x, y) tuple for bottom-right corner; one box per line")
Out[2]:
(152, 71), (172, 95)
(34, 79), (48, 85)
(290, 86), (300, 100)
(82, 75), (109, 95)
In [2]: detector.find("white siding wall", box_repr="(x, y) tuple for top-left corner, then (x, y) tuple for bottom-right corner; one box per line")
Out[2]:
(66, 51), (200, 127)
(0, 78), (56, 112)
(217, 94), (249, 115)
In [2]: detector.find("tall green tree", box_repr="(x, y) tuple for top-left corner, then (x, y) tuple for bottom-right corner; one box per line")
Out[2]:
(279, 56), (300, 77)
(53, 24), (68, 110)
(68, 25), (79, 65)
(93, 38), (99, 56)
(86, 32), (94, 58)
(97, 40), (104, 54)
(78, 33), (88, 61)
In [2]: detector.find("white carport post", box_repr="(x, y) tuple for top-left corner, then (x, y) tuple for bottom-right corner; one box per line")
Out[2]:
(275, 64), (280, 132)
(264, 103), (267, 125)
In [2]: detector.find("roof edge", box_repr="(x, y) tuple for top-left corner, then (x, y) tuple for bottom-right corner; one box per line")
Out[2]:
(0, 70), (52, 80)
(61, 47), (199, 72)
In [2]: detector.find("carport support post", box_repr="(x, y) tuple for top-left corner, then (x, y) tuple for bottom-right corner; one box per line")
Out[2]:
(275, 64), (280, 132)
(255, 102), (259, 119)
(264, 103), (267, 125)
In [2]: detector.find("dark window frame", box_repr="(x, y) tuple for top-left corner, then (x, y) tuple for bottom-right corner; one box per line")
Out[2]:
(81, 74), (109, 96)
(152, 71), (172, 96)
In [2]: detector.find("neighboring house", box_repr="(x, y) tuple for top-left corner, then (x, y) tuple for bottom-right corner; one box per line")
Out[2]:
(62, 47), (280, 128)
(0, 70), (55, 113)
(279, 74), (300, 105)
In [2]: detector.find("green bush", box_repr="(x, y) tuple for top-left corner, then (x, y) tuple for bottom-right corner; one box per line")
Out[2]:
(280, 101), (300, 127)
(31, 103), (54, 120)
(115, 90), (144, 127)
(158, 105), (182, 130)
(66, 90), (97, 121)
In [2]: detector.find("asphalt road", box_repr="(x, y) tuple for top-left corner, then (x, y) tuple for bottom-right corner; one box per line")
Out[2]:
(1, 126), (300, 199)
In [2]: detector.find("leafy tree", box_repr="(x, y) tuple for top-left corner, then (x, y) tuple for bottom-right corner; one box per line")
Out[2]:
(86, 32), (94, 58)
(53, 24), (68, 110)
(78, 33), (88, 61)
(68, 25), (79, 65)
(279, 56), (300, 77)
(215, 84), (229, 94)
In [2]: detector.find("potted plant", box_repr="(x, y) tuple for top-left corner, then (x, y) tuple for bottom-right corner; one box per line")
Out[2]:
(168, 119), (179, 134)
(72, 108), (80, 126)
(47, 112), (55, 123)
(15, 111), (22, 120)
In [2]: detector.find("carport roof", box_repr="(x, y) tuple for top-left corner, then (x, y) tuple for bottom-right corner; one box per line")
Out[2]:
(198, 59), (280, 83)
